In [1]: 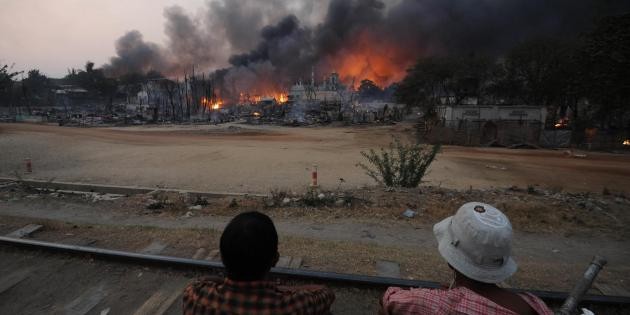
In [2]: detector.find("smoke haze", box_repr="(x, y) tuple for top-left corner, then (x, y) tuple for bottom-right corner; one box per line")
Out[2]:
(103, 0), (630, 100)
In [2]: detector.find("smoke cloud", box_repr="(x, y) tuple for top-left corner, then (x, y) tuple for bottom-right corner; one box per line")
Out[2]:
(103, 0), (630, 101)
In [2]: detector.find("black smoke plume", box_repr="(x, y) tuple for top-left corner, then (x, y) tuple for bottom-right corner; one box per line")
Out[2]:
(103, 0), (630, 101)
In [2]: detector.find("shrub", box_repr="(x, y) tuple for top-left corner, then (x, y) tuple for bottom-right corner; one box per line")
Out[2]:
(357, 138), (440, 188)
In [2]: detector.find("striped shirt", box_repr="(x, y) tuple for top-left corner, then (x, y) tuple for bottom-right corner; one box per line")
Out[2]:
(183, 277), (335, 315)
(382, 286), (553, 315)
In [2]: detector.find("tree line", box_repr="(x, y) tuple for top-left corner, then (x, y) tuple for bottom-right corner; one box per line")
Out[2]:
(0, 60), (220, 122)
(395, 13), (630, 131)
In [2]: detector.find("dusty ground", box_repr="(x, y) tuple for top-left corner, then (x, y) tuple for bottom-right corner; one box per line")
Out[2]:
(1, 122), (629, 194)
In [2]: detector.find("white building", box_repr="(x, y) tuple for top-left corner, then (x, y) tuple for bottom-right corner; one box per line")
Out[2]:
(436, 105), (547, 124)
(288, 72), (348, 104)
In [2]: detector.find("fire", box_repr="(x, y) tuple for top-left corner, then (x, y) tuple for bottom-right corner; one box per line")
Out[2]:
(623, 139), (630, 146)
(555, 118), (569, 129)
(244, 92), (287, 104)
(323, 30), (413, 88)
(276, 93), (287, 103)
(201, 96), (222, 110)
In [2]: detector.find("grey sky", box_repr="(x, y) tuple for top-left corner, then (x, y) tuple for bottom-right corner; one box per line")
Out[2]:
(0, 0), (211, 78)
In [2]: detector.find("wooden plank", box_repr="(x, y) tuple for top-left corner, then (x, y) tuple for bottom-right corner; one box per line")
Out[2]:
(595, 283), (630, 297)
(205, 249), (220, 261)
(0, 268), (32, 294)
(192, 248), (207, 260)
(276, 256), (291, 268)
(288, 257), (303, 269)
(6, 224), (43, 238)
(133, 279), (189, 315)
(63, 283), (107, 315)
(141, 241), (167, 255)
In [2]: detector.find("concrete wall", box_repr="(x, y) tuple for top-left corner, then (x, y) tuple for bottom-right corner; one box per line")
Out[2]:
(437, 105), (547, 123)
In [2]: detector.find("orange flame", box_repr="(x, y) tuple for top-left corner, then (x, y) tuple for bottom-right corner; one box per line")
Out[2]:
(323, 30), (413, 88)
(201, 96), (222, 110)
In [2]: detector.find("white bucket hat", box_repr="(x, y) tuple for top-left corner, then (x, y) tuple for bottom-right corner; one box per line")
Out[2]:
(433, 202), (517, 284)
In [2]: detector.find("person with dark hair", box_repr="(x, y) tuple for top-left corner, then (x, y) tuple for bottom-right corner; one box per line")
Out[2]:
(381, 202), (552, 315)
(183, 211), (335, 315)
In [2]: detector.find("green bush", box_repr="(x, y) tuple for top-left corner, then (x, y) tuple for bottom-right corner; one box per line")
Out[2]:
(357, 138), (440, 188)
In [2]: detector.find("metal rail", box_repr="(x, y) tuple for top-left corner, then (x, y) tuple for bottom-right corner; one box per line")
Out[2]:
(1, 236), (629, 306)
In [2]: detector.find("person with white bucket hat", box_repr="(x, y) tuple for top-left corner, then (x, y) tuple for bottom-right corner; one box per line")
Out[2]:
(381, 202), (552, 315)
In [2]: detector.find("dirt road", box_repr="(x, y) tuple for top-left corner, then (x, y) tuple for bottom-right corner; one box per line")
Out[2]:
(1, 122), (629, 194)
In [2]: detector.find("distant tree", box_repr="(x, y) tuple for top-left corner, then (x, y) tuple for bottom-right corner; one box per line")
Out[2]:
(358, 79), (383, 100)
(18, 69), (51, 112)
(445, 54), (494, 104)
(22, 70), (50, 99)
(0, 64), (23, 107)
(491, 39), (568, 106)
(395, 56), (454, 117)
(64, 61), (119, 113)
(579, 13), (630, 128)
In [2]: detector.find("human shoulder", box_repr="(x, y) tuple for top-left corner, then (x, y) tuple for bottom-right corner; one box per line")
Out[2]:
(518, 292), (553, 315)
(278, 284), (336, 314)
(382, 286), (457, 315)
(183, 277), (222, 299)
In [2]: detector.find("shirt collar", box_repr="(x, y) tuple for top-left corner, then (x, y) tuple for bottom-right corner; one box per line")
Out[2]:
(223, 278), (277, 290)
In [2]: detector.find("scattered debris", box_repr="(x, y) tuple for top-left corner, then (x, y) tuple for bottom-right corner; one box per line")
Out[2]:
(193, 196), (209, 206)
(228, 198), (239, 208)
(485, 164), (507, 171)
(264, 199), (276, 207)
(141, 241), (167, 255)
(182, 211), (195, 218)
(188, 205), (202, 211)
(563, 150), (587, 158)
(376, 260), (401, 278)
(90, 193), (123, 202)
(146, 199), (163, 210)
(361, 230), (376, 239)
(402, 209), (417, 218)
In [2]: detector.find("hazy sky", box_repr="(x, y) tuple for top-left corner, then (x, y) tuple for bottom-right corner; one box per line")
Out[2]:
(0, 0), (205, 78)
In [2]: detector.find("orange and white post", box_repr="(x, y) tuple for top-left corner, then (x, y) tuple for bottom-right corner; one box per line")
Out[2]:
(311, 164), (318, 187)
(24, 158), (32, 173)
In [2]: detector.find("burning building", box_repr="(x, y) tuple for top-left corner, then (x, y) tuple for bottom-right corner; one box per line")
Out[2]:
(288, 72), (348, 105)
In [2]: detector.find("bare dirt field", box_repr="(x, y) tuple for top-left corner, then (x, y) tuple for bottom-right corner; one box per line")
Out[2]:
(1, 122), (629, 194)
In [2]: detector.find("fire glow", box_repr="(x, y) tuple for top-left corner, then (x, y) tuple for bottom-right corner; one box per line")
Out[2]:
(201, 97), (222, 110)
(240, 92), (287, 104)
(324, 31), (412, 88)
(623, 139), (630, 146)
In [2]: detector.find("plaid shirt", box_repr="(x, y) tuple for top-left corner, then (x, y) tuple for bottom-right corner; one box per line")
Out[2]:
(183, 277), (335, 315)
(382, 286), (553, 315)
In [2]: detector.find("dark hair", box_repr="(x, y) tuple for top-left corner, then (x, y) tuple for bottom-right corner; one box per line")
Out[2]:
(220, 211), (278, 281)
